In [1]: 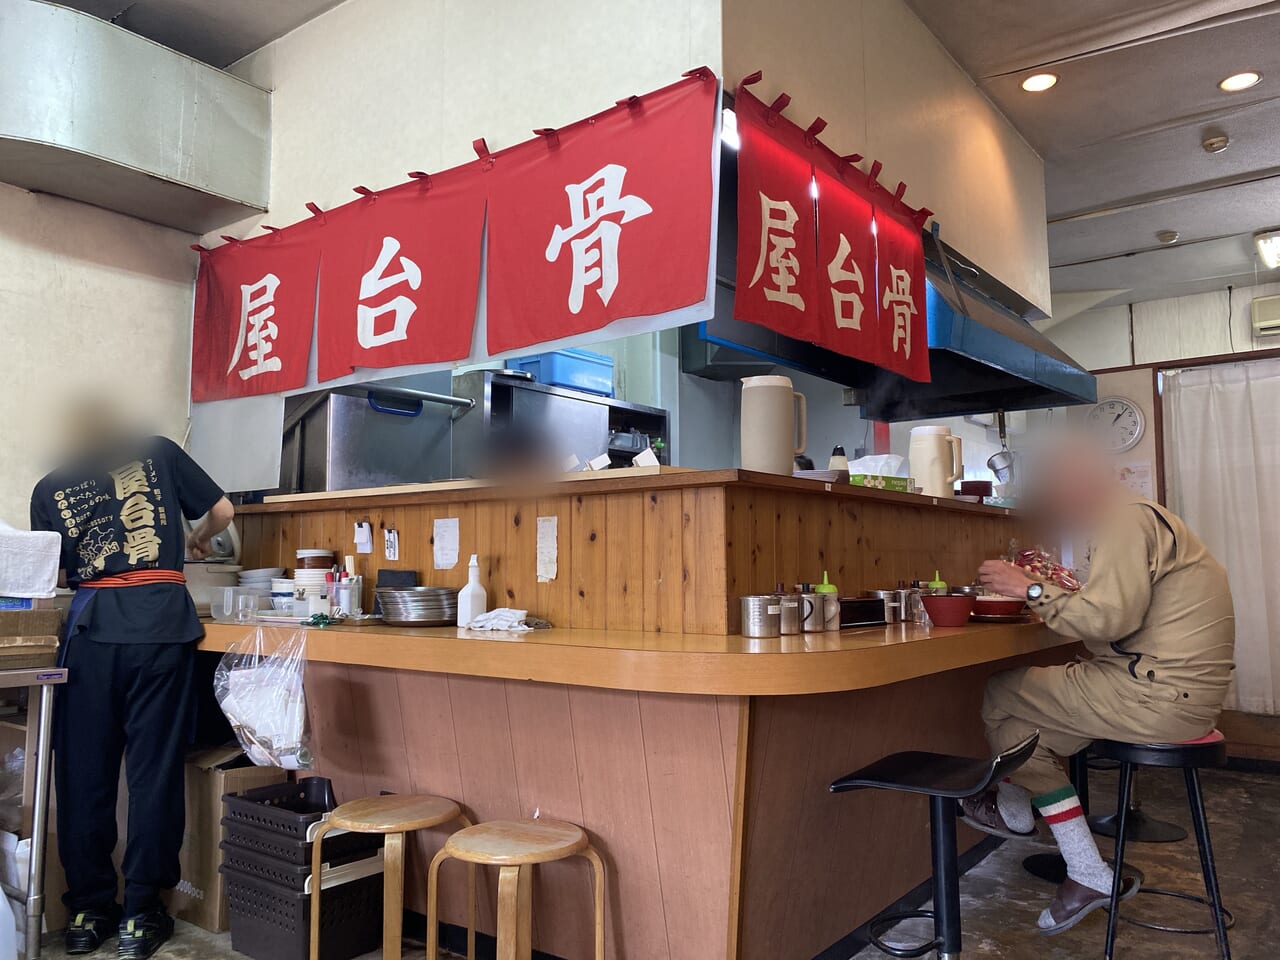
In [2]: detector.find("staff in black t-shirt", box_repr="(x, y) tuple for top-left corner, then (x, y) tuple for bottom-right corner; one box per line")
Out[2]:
(31, 426), (233, 959)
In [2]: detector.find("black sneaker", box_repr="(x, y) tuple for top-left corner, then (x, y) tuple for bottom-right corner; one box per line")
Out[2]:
(117, 910), (174, 960)
(65, 908), (121, 955)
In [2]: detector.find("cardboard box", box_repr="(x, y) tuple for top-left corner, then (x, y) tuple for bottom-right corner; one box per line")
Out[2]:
(0, 609), (62, 668)
(849, 474), (915, 493)
(166, 747), (286, 932)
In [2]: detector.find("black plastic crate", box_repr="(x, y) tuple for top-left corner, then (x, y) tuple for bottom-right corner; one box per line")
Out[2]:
(218, 839), (378, 892)
(221, 863), (382, 960)
(223, 777), (337, 840)
(221, 817), (383, 867)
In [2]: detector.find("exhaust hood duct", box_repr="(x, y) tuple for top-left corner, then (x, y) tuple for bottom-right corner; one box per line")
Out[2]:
(681, 149), (1096, 421)
(0, 0), (270, 233)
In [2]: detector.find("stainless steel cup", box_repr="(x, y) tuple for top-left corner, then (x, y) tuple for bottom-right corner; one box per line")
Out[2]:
(799, 593), (824, 633)
(777, 595), (802, 635)
(740, 596), (782, 638)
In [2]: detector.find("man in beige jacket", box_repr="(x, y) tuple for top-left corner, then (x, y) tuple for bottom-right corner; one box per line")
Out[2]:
(967, 441), (1235, 935)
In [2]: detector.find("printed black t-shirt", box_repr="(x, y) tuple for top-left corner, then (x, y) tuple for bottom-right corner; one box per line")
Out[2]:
(30, 435), (225, 644)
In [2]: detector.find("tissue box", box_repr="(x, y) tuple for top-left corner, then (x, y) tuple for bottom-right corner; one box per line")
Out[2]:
(849, 474), (915, 493)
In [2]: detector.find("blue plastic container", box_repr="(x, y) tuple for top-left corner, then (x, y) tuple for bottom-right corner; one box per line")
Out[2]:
(511, 348), (614, 397)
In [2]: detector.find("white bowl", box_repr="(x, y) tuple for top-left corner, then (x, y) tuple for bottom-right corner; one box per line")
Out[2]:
(239, 567), (286, 579)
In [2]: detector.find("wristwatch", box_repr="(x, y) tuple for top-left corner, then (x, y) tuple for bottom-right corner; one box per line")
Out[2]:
(1026, 582), (1045, 602)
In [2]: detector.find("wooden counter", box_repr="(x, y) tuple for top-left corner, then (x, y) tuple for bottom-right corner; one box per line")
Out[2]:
(223, 472), (1060, 960)
(200, 619), (1069, 696)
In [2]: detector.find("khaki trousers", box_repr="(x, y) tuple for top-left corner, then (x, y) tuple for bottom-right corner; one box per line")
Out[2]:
(981, 660), (1219, 797)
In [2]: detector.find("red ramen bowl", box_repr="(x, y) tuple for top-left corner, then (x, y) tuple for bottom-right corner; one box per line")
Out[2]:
(973, 596), (1028, 617)
(921, 595), (977, 627)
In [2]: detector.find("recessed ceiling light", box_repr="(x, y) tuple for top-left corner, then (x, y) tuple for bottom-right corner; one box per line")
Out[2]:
(1219, 71), (1261, 92)
(1156, 230), (1180, 245)
(1021, 73), (1058, 92)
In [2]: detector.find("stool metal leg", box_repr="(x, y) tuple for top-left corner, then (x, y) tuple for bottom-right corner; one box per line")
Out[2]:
(929, 795), (962, 959)
(1104, 761), (1134, 960)
(1185, 768), (1231, 960)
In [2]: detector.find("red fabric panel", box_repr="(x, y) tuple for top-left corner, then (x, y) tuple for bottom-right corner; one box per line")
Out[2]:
(732, 87), (820, 344)
(191, 223), (322, 401)
(484, 72), (718, 355)
(813, 168), (879, 364)
(314, 167), (486, 381)
(874, 204), (931, 383)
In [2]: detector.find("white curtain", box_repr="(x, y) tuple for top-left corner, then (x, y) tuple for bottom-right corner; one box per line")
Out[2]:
(1163, 357), (1280, 714)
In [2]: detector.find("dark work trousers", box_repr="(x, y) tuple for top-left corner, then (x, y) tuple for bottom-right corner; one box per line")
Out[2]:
(54, 637), (196, 916)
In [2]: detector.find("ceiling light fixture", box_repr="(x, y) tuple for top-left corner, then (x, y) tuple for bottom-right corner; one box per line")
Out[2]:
(1256, 230), (1280, 269)
(1021, 73), (1058, 92)
(1156, 230), (1180, 245)
(1219, 71), (1261, 92)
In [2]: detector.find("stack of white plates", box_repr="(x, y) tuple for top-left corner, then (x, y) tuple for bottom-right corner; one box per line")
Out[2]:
(376, 587), (458, 626)
(293, 569), (332, 597)
(237, 567), (286, 599)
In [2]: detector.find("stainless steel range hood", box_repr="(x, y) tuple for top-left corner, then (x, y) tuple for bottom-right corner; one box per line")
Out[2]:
(681, 151), (1096, 420)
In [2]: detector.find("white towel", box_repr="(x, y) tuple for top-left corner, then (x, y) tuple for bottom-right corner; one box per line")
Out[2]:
(0, 521), (61, 599)
(465, 608), (532, 632)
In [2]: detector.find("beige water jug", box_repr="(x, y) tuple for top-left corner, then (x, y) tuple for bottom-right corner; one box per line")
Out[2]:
(909, 425), (963, 498)
(741, 375), (807, 475)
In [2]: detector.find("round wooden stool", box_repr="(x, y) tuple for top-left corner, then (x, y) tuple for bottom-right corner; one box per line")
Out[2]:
(309, 795), (474, 960)
(426, 819), (605, 960)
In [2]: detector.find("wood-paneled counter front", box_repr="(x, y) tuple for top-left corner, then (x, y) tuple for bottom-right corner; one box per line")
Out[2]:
(236, 469), (1026, 635)
(218, 472), (1072, 960)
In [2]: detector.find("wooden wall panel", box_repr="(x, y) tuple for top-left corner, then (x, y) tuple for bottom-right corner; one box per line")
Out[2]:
(737, 647), (1072, 960)
(642, 491), (683, 633)
(315, 670), (741, 960)
(569, 494), (608, 630)
(604, 494), (646, 631)
(681, 487), (728, 634)
(239, 480), (1021, 636)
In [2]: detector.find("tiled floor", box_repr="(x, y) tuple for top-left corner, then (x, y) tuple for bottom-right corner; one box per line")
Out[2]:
(39, 766), (1278, 959)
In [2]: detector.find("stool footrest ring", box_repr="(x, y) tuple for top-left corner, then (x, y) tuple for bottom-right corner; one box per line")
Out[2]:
(1117, 888), (1236, 935)
(868, 910), (942, 959)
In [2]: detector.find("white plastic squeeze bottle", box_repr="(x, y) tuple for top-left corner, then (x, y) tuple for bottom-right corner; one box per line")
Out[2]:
(457, 554), (488, 628)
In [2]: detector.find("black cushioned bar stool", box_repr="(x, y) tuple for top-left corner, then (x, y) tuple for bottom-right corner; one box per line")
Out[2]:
(1098, 731), (1233, 960)
(831, 734), (1039, 960)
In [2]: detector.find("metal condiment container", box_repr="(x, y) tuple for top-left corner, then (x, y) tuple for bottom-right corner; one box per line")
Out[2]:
(863, 589), (904, 623)
(776, 595), (802, 635)
(741, 596), (782, 638)
(799, 593), (825, 633)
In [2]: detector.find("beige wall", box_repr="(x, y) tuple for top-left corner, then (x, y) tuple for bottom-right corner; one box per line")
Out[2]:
(723, 0), (1050, 314)
(0, 182), (196, 527)
(1045, 282), (1280, 371)
(215, 0), (722, 241)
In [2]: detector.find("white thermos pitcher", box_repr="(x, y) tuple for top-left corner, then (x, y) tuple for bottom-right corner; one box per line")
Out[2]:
(909, 426), (964, 497)
(741, 376), (807, 475)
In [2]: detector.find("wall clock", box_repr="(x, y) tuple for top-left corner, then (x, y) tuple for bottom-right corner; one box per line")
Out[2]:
(1086, 396), (1145, 453)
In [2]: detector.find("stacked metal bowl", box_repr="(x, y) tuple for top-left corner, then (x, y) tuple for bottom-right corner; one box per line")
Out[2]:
(375, 586), (458, 626)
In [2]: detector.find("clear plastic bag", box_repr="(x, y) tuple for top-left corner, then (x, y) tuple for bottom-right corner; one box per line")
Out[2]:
(214, 627), (312, 769)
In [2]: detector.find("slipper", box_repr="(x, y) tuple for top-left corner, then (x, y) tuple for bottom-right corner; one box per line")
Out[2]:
(1038, 875), (1141, 936)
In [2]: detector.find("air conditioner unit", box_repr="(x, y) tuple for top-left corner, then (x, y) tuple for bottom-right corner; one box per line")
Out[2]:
(1253, 295), (1280, 337)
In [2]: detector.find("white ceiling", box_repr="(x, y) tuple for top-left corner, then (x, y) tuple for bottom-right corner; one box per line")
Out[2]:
(57, 0), (345, 67)
(906, 0), (1280, 311)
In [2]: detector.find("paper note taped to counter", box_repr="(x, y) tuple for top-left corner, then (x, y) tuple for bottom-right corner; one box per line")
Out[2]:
(536, 516), (558, 582)
(433, 517), (460, 569)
